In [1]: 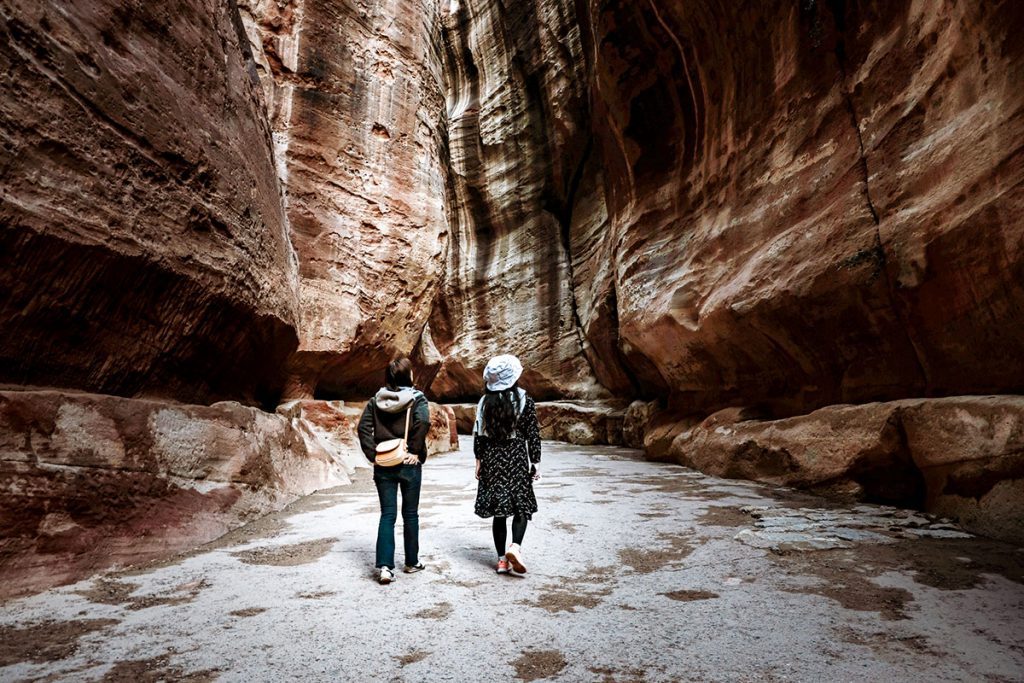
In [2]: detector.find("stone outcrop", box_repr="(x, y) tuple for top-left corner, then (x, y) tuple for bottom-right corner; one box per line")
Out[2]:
(658, 396), (1024, 544)
(534, 401), (626, 446)
(0, 390), (348, 599)
(277, 398), (459, 459)
(238, 0), (451, 399)
(427, 403), (460, 455)
(0, 0), (299, 406)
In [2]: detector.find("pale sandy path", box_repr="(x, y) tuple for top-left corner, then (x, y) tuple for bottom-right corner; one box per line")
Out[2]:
(2, 438), (1023, 682)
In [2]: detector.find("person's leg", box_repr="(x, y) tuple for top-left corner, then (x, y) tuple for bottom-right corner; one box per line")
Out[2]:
(492, 516), (508, 557)
(511, 513), (528, 546)
(399, 465), (422, 567)
(374, 470), (399, 569)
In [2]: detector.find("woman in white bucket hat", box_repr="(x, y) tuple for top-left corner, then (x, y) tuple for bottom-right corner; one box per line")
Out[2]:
(473, 354), (541, 574)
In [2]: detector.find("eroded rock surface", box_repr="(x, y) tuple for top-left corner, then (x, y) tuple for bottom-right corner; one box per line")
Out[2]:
(238, 0), (451, 398)
(665, 396), (1024, 544)
(0, 390), (348, 599)
(577, 0), (1024, 416)
(0, 0), (299, 405)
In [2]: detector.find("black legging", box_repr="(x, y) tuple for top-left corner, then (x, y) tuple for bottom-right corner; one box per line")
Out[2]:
(493, 515), (528, 556)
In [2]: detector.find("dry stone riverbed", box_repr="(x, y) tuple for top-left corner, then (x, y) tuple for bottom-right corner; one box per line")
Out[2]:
(2, 438), (1023, 682)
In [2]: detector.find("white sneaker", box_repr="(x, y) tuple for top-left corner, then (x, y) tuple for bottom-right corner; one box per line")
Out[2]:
(506, 544), (526, 573)
(378, 567), (395, 584)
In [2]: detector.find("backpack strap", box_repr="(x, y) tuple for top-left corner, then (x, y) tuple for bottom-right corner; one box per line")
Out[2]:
(403, 405), (411, 441)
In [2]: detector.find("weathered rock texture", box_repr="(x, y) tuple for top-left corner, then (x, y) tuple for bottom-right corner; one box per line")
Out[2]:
(428, 0), (1024, 414)
(664, 396), (1024, 544)
(421, 0), (1024, 541)
(238, 0), (451, 399)
(424, 0), (605, 400)
(0, 390), (348, 599)
(0, 0), (299, 406)
(577, 0), (1024, 416)
(277, 398), (459, 459)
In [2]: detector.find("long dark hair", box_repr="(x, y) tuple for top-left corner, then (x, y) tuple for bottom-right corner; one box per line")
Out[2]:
(483, 383), (520, 440)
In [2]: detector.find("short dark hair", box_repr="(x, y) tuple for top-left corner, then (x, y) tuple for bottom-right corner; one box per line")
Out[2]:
(385, 357), (413, 390)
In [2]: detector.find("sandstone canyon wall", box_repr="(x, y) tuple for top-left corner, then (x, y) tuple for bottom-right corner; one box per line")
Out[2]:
(2, 0), (1023, 595)
(238, 0), (451, 399)
(424, 0), (607, 400)
(0, 0), (299, 406)
(426, 0), (1024, 416)
(423, 0), (1024, 540)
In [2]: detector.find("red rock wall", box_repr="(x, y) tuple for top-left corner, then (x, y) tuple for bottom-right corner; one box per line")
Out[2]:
(0, 0), (300, 406)
(239, 0), (451, 399)
(580, 0), (1024, 416)
(424, 0), (606, 401)
(424, 0), (1024, 416)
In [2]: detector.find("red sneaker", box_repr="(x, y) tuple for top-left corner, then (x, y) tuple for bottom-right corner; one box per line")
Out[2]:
(496, 557), (510, 574)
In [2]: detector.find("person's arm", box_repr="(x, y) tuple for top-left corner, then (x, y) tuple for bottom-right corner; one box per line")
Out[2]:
(523, 398), (542, 464)
(357, 399), (377, 463)
(408, 396), (431, 461)
(473, 435), (486, 479)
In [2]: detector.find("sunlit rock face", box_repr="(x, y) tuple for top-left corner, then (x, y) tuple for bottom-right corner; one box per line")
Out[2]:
(238, 0), (450, 399)
(0, 0), (299, 406)
(424, 0), (606, 401)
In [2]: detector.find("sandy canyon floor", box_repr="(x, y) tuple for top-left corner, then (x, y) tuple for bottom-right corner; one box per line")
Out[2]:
(1, 438), (1023, 682)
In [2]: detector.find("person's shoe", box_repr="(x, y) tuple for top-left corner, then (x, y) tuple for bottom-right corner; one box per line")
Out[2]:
(506, 544), (526, 573)
(378, 567), (395, 584)
(496, 557), (510, 574)
(404, 563), (426, 574)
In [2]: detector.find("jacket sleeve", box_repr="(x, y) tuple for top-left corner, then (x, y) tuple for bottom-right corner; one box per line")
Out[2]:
(408, 396), (431, 461)
(523, 398), (542, 463)
(358, 399), (377, 462)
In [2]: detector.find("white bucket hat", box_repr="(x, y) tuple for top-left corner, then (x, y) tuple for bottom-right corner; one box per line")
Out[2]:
(483, 354), (523, 392)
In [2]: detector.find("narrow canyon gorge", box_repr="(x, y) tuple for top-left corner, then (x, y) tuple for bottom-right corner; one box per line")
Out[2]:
(2, 0), (1023, 632)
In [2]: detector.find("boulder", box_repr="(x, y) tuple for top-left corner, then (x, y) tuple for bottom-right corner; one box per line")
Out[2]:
(534, 401), (627, 446)
(899, 397), (1024, 545)
(0, 390), (348, 599)
(653, 396), (1024, 544)
(623, 400), (660, 449)
(450, 403), (479, 435)
(427, 403), (460, 456)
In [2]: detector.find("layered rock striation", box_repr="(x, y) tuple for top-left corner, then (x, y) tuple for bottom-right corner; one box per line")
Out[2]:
(238, 0), (451, 399)
(0, 0), (300, 406)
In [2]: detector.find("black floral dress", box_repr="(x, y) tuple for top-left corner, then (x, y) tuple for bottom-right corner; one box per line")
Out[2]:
(474, 395), (542, 519)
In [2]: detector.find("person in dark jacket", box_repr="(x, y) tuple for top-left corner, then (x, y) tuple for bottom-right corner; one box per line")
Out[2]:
(473, 354), (541, 575)
(358, 357), (431, 584)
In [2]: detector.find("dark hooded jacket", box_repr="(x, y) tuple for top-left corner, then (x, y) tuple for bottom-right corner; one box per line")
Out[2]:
(358, 387), (431, 464)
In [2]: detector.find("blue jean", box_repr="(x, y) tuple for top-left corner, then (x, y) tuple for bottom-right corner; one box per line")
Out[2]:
(373, 464), (422, 569)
